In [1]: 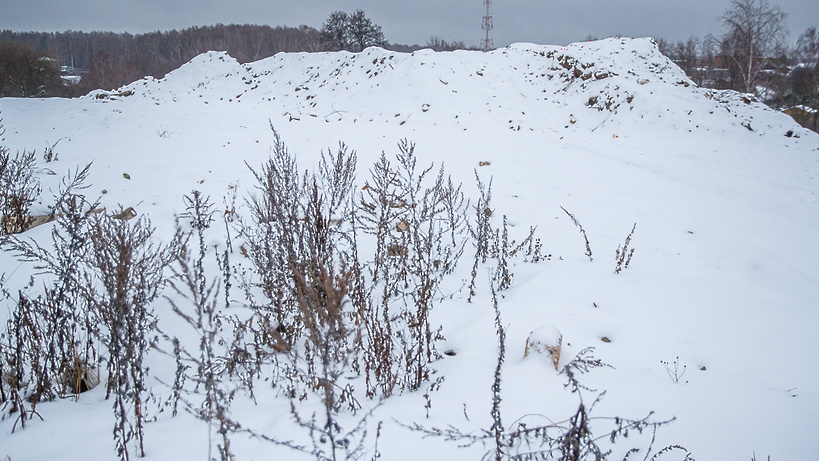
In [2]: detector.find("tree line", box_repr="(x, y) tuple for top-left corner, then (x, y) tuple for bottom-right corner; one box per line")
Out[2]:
(0, 9), (477, 98)
(0, 23), (323, 96)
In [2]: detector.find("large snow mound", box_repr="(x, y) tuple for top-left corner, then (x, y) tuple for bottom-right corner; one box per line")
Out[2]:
(91, 37), (791, 137)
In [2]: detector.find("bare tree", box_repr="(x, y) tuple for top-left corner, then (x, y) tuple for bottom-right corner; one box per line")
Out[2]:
(787, 27), (819, 122)
(718, 0), (788, 93)
(425, 36), (472, 52)
(677, 37), (704, 85)
(0, 42), (63, 97)
(320, 10), (386, 52)
(347, 10), (386, 52)
(658, 37), (705, 85)
(795, 26), (819, 64)
(320, 11), (352, 52)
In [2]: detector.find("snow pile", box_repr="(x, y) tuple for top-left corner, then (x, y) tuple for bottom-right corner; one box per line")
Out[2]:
(0, 37), (817, 460)
(93, 37), (789, 136)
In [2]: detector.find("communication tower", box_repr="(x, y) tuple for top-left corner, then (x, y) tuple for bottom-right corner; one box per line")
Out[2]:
(481, 0), (494, 51)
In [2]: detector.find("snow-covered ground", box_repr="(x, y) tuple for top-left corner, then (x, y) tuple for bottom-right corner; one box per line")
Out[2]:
(1, 37), (817, 460)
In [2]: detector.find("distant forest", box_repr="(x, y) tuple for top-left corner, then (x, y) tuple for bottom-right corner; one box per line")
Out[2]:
(0, 23), (435, 96)
(0, 25), (327, 95)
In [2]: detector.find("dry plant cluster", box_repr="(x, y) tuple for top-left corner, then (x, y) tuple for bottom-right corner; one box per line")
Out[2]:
(0, 119), (685, 461)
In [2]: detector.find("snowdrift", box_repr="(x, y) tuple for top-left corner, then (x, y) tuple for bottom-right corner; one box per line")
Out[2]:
(0, 37), (817, 460)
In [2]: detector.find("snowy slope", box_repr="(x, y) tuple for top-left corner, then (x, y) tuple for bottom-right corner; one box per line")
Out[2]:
(1, 37), (818, 460)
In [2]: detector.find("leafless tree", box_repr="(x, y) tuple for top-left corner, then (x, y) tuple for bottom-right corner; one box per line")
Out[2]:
(786, 27), (819, 119)
(718, 0), (788, 93)
(320, 10), (386, 52)
(320, 11), (353, 52)
(795, 27), (819, 64)
(425, 36), (473, 52)
(0, 42), (63, 97)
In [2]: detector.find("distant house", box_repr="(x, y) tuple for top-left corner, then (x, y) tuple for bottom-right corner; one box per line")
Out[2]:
(60, 64), (87, 86)
(61, 75), (82, 85)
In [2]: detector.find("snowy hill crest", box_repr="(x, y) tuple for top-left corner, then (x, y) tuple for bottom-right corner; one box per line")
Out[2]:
(87, 37), (807, 141)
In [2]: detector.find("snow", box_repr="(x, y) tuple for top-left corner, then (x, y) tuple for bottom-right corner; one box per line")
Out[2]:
(1, 37), (818, 460)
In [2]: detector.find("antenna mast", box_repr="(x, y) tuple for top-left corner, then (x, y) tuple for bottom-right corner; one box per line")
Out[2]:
(481, 0), (494, 51)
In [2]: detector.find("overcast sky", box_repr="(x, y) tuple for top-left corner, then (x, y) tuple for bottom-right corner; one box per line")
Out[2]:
(0, 0), (816, 47)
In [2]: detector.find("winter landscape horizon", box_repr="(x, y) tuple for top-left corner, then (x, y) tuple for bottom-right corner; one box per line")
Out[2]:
(0, 36), (817, 461)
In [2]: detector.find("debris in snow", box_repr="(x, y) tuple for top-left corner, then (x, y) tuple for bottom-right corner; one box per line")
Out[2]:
(524, 325), (563, 370)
